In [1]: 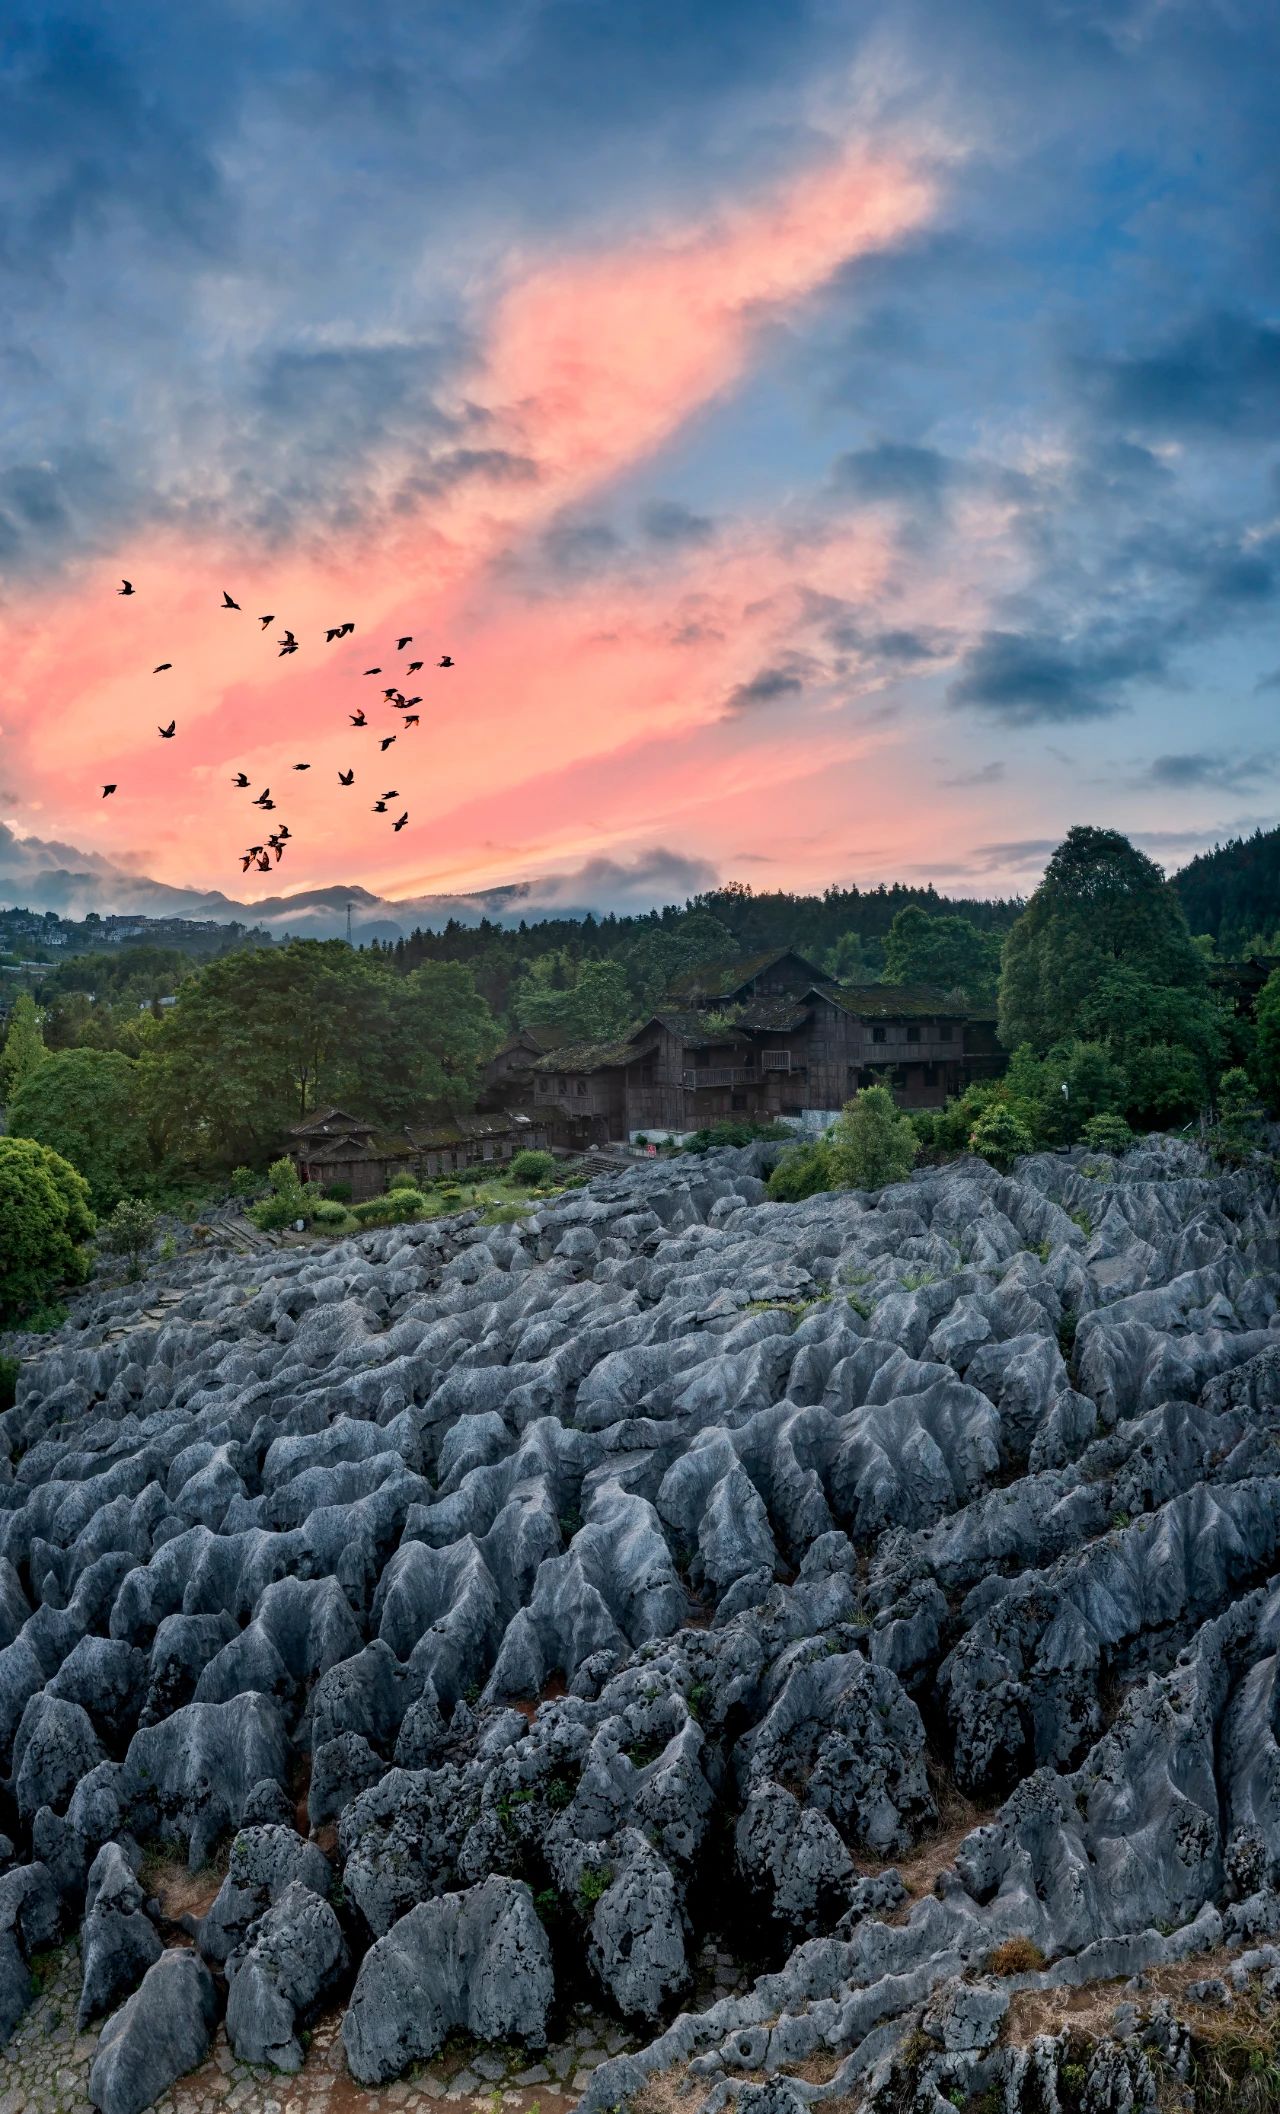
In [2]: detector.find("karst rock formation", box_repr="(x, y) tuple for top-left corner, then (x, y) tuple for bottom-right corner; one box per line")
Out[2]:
(1, 1136), (1278, 2111)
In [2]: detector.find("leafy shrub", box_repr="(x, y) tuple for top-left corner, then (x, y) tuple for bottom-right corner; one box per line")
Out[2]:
(309, 1199), (350, 1226)
(249, 1194), (305, 1232)
(826, 1086), (918, 1191)
(387, 1169), (419, 1191)
(1080, 1112), (1133, 1154)
(577, 1864), (612, 1910)
(267, 1156), (301, 1197)
(510, 1148), (555, 1184)
(322, 1180), (352, 1203)
(230, 1166), (261, 1198)
(0, 1136), (96, 1323)
(684, 1119), (791, 1154)
(100, 1195), (158, 1281)
(766, 1141), (832, 1201)
(968, 1104), (1034, 1170)
(157, 1233), (178, 1264)
(350, 1197), (394, 1224)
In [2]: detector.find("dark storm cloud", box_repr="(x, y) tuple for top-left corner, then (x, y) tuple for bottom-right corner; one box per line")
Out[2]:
(947, 629), (1162, 724)
(723, 665), (806, 714)
(829, 442), (954, 507)
(639, 501), (717, 548)
(1131, 751), (1278, 794)
(1072, 314), (1280, 439)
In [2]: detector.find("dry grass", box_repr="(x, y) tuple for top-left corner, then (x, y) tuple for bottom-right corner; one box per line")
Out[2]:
(137, 1845), (227, 1923)
(984, 1936), (1047, 1976)
(633, 2065), (702, 2114)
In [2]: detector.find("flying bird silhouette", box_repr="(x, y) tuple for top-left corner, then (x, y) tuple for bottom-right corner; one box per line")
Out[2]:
(363, 668), (382, 676)
(117, 580), (135, 596)
(222, 590), (240, 610)
(396, 636), (412, 651)
(259, 798), (276, 810)
(278, 630), (298, 655)
(259, 614), (275, 628)
(257, 853), (271, 872)
(275, 824), (291, 839)
(271, 842), (284, 862)
(252, 787), (272, 805)
(292, 762), (311, 771)
(403, 714), (420, 726)
(349, 711), (367, 726)
(380, 735), (396, 751)
(153, 663), (172, 673)
(338, 770), (354, 785)
(102, 784), (117, 797)
(438, 654), (453, 667)
(232, 772), (250, 787)
(372, 800), (388, 813)
(381, 790), (398, 799)
(393, 812), (408, 831)
(337, 622), (355, 637)
(406, 660), (423, 673)
(158, 721), (176, 738)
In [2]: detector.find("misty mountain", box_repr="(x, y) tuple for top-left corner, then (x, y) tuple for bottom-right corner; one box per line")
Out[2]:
(0, 826), (718, 940)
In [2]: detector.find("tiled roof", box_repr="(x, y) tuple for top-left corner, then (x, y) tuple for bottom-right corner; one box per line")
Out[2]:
(816, 981), (986, 1020)
(406, 1109), (540, 1148)
(662, 947), (825, 1003)
(289, 1107), (373, 1138)
(530, 1038), (636, 1074)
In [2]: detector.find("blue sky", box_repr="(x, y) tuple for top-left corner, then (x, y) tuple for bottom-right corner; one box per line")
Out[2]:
(0, 0), (1277, 908)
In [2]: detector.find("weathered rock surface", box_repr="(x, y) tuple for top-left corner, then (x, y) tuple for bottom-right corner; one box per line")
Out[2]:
(0, 1134), (1276, 2109)
(87, 1947), (219, 2114)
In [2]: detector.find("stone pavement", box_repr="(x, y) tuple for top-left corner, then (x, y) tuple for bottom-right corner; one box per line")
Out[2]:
(0, 1934), (748, 2114)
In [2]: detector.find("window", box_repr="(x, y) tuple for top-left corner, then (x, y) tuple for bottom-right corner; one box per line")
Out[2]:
(577, 1079), (587, 1096)
(906, 1024), (920, 1043)
(483, 1142), (495, 1161)
(939, 1023), (953, 1042)
(872, 1026), (887, 1044)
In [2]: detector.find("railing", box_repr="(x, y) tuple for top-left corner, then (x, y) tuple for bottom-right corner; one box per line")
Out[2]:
(761, 1051), (792, 1072)
(682, 1067), (758, 1089)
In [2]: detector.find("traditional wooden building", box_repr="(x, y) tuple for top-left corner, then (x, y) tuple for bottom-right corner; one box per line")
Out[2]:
(289, 1109), (413, 1200)
(289, 1105), (550, 1194)
(405, 1108), (549, 1178)
(527, 948), (1004, 1144)
(480, 1022), (568, 1108)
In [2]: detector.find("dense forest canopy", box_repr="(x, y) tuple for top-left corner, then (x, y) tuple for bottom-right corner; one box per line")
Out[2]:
(1171, 824), (1280, 953)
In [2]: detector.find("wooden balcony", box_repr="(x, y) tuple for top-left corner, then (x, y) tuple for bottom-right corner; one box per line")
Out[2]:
(682, 1067), (759, 1089)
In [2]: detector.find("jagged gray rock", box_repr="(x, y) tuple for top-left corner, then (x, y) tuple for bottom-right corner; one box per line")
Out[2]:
(342, 1875), (553, 2082)
(87, 1947), (219, 2114)
(0, 1133), (1274, 2094)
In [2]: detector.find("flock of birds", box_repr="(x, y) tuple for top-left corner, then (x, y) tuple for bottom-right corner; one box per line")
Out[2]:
(104, 581), (456, 877)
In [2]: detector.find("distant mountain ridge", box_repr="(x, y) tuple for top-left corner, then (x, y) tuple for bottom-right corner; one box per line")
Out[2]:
(0, 824), (715, 939)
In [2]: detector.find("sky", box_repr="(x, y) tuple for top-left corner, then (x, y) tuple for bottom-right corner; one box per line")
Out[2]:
(0, 0), (1277, 916)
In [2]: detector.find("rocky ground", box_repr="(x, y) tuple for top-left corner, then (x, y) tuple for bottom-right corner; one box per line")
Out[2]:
(0, 1137), (1277, 2114)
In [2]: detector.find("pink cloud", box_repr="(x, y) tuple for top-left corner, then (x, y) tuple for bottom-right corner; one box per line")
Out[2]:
(1, 142), (941, 898)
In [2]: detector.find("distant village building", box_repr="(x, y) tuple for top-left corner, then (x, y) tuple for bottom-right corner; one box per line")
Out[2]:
(507, 947), (1003, 1147)
(288, 1105), (549, 1197)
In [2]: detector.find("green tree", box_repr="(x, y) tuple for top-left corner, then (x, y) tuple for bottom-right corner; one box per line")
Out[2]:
(766, 1140), (832, 1201)
(968, 1103), (1033, 1170)
(825, 1086), (919, 1190)
(0, 993), (47, 1101)
(0, 1136), (95, 1322)
(1257, 969), (1280, 1113)
(143, 941), (495, 1169)
(822, 931), (883, 985)
(516, 955), (632, 1042)
(626, 911), (738, 1011)
(101, 1196), (158, 1281)
(1213, 1066), (1263, 1161)
(882, 907), (1001, 1003)
(999, 828), (1210, 1054)
(7, 1048), (152, 1211)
